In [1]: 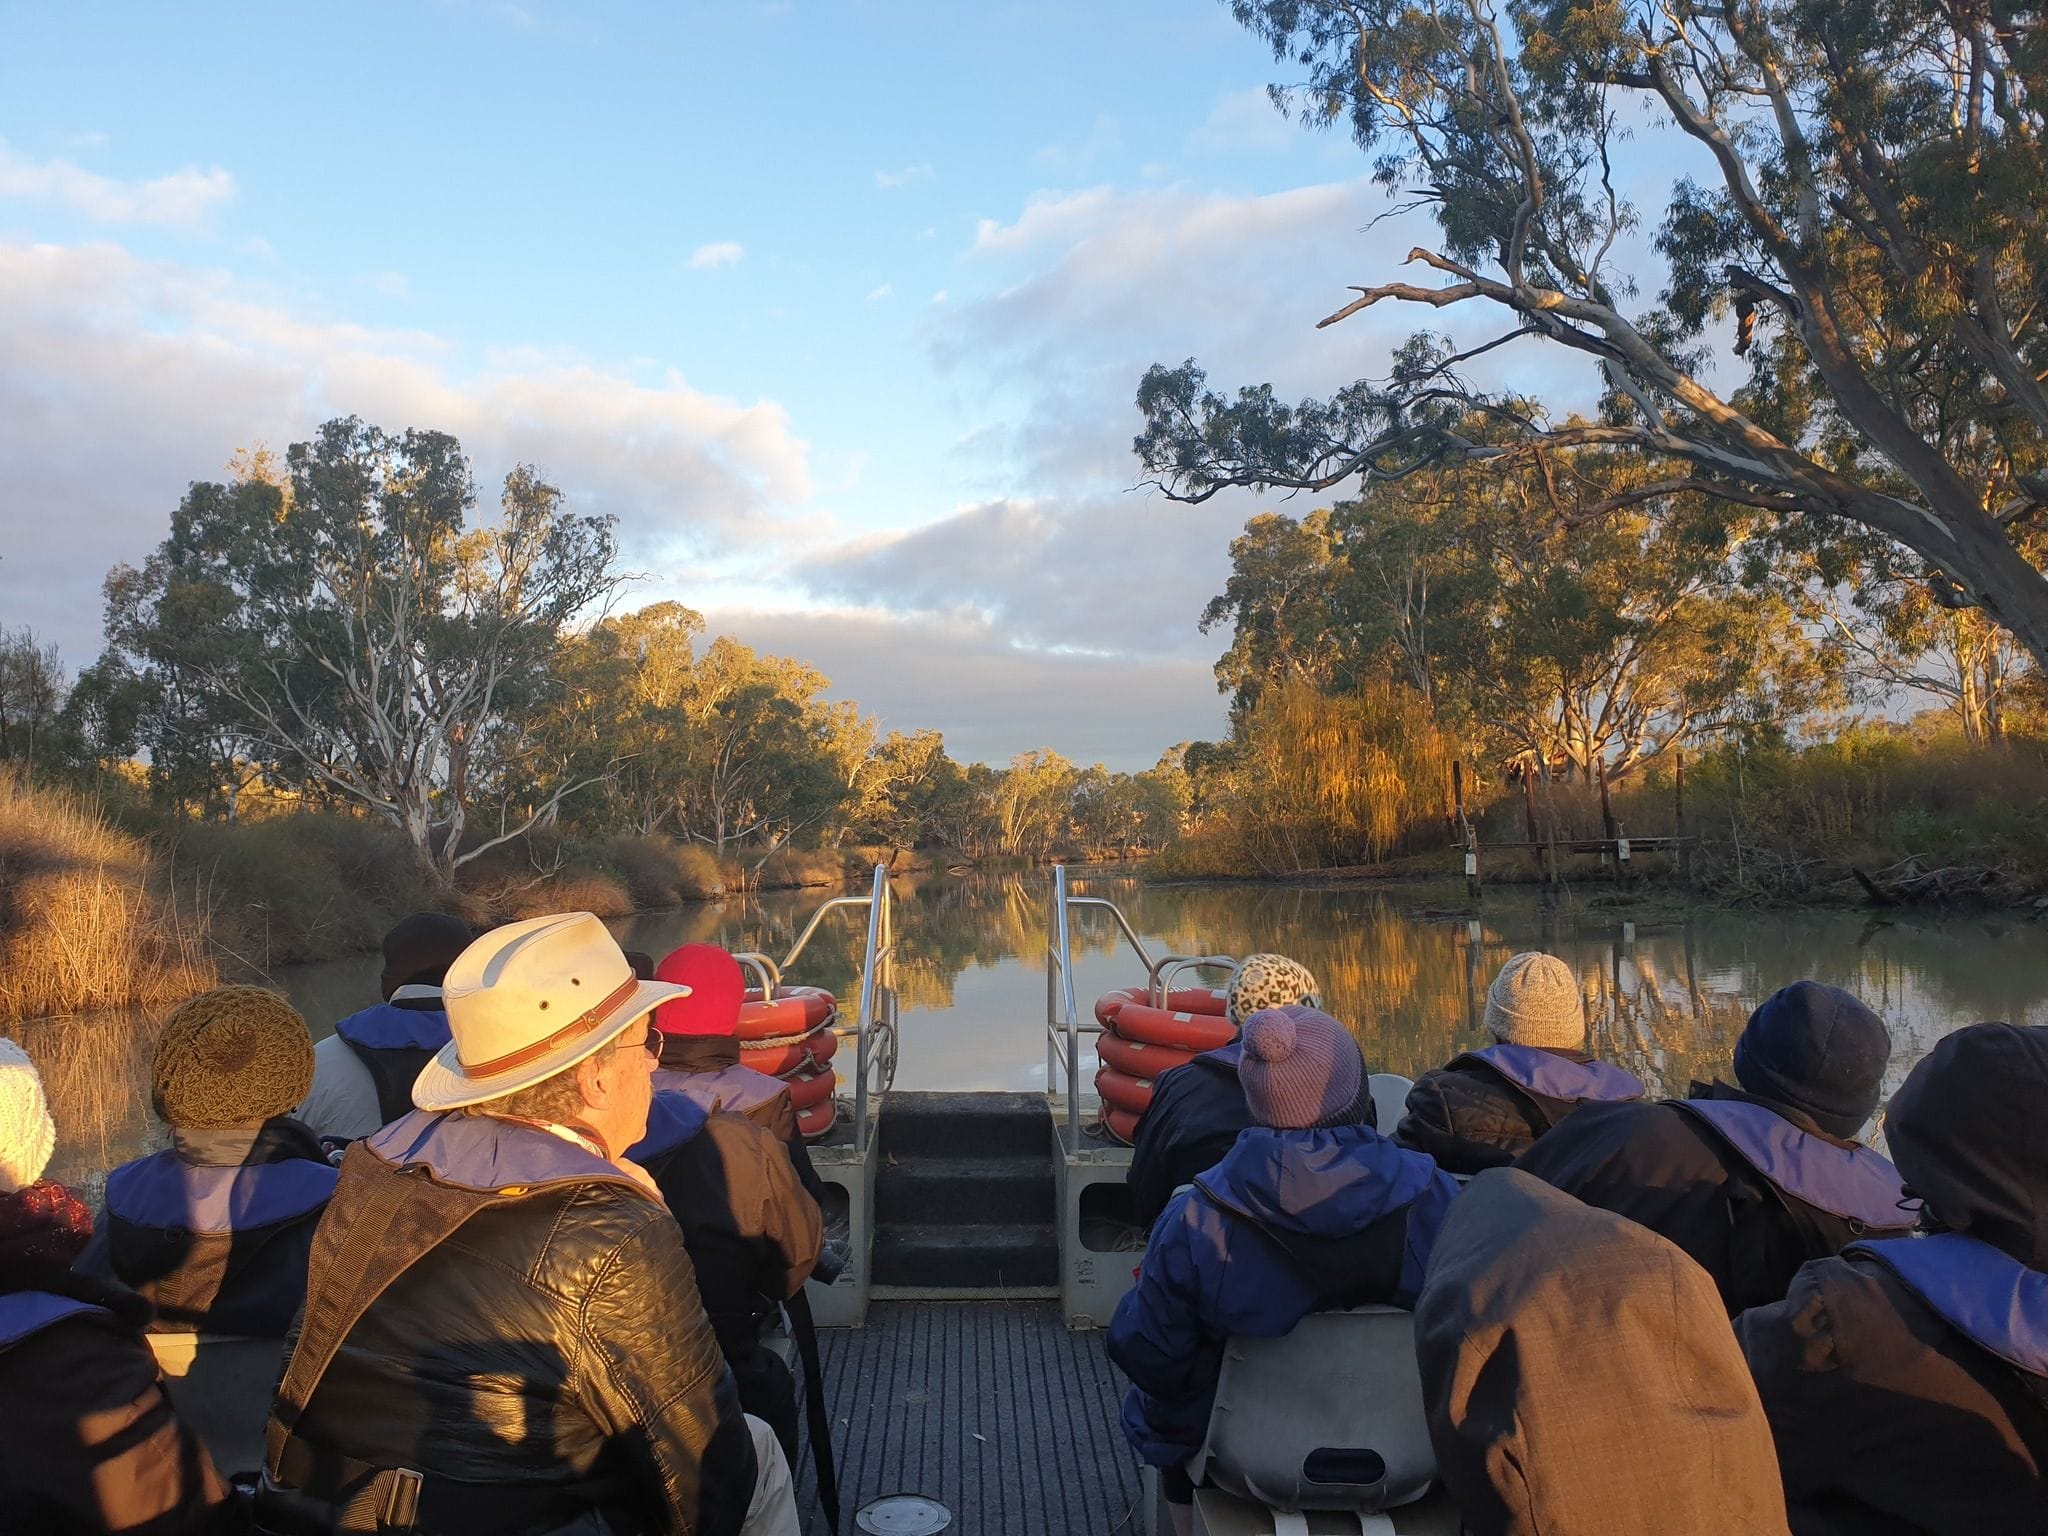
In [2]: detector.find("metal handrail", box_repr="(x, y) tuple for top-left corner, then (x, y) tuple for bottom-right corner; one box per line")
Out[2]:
(744, 865), (896, 1157)
(1147, 953), (1236, 1007)
(1048, 863), (1212, 1142)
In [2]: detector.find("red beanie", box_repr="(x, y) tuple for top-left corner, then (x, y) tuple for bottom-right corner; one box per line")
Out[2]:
(654, 944), (745, 1038)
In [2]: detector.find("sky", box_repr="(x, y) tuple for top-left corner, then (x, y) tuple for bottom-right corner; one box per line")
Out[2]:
(0, 0), (1636, 769)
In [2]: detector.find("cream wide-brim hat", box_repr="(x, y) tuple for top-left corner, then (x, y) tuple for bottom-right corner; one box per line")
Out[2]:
(411, 911), (690, 1113)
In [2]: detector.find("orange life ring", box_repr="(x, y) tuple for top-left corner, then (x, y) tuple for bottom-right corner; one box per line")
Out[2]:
(784, 1066), (835, 1112)
(1159, 986), (1229, 1016)
(1101, 1106), (1142, 1145)
(737, 986), (837, 1040)
(1095, 1065), (1156, 1117)
(738, 1024), (839, 1077)
(1095, 984), (1232, 1033)
(796, 1097), (837, 1140)
(1096, 1031), (1198, 1080)
(1108, 1002), (1236, 1053)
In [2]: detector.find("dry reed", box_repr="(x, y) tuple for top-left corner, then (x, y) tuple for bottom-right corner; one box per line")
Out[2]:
(0, 773), (216, 1021)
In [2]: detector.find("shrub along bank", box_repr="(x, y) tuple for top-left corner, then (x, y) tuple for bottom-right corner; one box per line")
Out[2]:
(0, 774), (884, 1021)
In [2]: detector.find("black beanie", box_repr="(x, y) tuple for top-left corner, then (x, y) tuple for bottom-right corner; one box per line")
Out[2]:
(378, 912), (476, 1000)
(1886, 1022), (2048, 1270)
(1732, 981), (1891, 1140)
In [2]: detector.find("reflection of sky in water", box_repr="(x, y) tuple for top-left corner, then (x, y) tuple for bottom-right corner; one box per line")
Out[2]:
(26, 871), (2048, 1186)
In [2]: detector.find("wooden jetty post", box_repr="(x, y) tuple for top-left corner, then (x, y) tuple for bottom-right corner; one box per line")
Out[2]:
(1597, 757), (1629, 886)
(1522, 768), (1546, 883)
(1453, 760), (1481, 899)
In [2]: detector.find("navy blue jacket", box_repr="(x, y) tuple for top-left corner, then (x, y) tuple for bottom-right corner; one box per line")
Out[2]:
(334, 999), (452, 1125)
(1395, 1044), (1644, 1174)
(76, 1118), (336, 1336)
(1517, 1083), (1915, 1314)
(1127, 1042), (1253, 1227)
(1108, 1123), (1459, 1469)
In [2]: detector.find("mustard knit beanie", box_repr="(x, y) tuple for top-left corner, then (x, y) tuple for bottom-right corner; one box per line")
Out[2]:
(151, 987), (313, 1130)
(1484, 953), (1587, 1050)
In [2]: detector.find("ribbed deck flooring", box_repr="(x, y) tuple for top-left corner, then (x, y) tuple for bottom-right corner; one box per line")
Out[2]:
(798, 1301), (1141, 1534)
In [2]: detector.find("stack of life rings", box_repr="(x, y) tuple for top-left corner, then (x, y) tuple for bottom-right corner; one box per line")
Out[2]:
(1092, 984), (1234, 1145)
(737, 985), (841, 1139)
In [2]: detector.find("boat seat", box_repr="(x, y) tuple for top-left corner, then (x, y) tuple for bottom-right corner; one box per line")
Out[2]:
(1188, 1305), (1435, 1520)
(1366, 1074), (1411, 1133)
(147, 1331), (286, 1478)
(761, 1310), (796, 1370)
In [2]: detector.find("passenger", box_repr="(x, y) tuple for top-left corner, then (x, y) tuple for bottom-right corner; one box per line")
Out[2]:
(297, 911), (474, 1142)
(631, 1086), (822, 1465)
(0, 1039), (235, 1533)
(258, 911), (798, 1536)
(1737, 1021), (2048, 1534)
(1416, 1168), (1791, 1535)
(1127, 953), (1322, 1225)
(653, 943), (832, 1211)
(76, 986), (336, 1337)
(1108, 1006), (1458, 1522)
(1394, 951), (1644, 1174)
(1516, 980), (1915, 1313)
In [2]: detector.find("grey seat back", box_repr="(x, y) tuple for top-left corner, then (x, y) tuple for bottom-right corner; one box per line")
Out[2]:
(1188, 1305), (1435, 1514)
(148, 1332), (286, 1478)
(1366, 1074), (1411, 1133)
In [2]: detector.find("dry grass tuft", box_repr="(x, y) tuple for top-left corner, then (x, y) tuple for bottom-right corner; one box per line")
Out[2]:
(0, 774), (216, 1021)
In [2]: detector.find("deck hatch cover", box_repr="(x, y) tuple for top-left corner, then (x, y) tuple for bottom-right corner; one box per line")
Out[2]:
(854, 1493), (953, 1533)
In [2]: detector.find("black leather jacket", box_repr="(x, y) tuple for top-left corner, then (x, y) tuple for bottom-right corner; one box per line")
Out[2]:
(267, 1112), (756, 1536)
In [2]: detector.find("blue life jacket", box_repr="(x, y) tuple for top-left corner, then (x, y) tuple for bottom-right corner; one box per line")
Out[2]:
(368, 1108), (647, 1195)
(0, 1291), (109, 1351)
(653, 1064), (787, 1120)
(1677, 1098), (1914, 1229)
(104, 1149), (338, 1235)
(335, 1002), (453, 1125)
(630, 1090), (712, 1162)
(1849, 1232), (2048, 1379)
(1458, 1044), (1645, 1107)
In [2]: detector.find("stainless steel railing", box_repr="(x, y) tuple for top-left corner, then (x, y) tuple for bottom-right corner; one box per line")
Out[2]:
(734, 863), (897, 1156)
(1046, 863), (1235, 1141)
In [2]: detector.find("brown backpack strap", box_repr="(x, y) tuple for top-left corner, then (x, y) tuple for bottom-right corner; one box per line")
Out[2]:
(264, 1140), (499, 1478)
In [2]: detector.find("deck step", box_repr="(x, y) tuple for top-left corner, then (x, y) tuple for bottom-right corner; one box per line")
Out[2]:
(877, 1091), (1050, 1158)
(876, 1154), (1054, 1226)
(871, 1221), (1060, 1289)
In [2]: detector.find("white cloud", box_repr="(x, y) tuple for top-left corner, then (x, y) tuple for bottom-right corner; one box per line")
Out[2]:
(0, 141), (235, 226)
(1189, 86), (1296, 154)
(873, 162), (933, 191)
(707, 606), (1227, 768)
(865, 282), (893, 302)
(686, 240), (744, 270)
(0, 239), (812, 670)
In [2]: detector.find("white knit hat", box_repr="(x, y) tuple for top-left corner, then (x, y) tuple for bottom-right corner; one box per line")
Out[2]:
(0, 1039), (57, 1192)
(1485, 953), (1586, 1050)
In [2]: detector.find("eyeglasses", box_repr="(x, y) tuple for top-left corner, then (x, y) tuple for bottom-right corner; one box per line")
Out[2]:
(615, 1021), (660, 1057)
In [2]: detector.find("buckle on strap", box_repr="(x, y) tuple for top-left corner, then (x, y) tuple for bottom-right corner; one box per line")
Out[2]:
(378, 1467), (422, 1533)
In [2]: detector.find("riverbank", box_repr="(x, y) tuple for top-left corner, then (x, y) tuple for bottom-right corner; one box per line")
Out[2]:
(0, 773), (971, 1021)
(1148, 729), (2048, 916)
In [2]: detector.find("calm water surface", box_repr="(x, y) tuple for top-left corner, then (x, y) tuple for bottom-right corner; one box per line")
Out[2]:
(29, 870), (2048, 1188)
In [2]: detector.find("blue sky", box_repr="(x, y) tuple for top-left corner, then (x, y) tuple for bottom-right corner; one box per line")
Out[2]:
(0, 0), (1618, 768)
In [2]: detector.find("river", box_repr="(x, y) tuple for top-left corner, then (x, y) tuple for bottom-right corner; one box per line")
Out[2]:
(25, 869), (2048, 1188)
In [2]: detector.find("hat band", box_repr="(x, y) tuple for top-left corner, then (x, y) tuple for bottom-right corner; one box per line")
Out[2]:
(460, 975), (640, 1080)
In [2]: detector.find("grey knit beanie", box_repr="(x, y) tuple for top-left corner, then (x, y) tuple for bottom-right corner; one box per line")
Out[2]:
(1239, 1006), (1367, 1130)
(1485, 953), (1586, 1050)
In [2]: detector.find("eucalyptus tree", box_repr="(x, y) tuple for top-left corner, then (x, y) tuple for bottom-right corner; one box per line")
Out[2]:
(1138, 0), (2048, 665)
(102, 417), (624, 882)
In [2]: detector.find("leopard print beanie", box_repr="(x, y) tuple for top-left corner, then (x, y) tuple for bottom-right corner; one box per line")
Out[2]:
(1225, 953), (1324, 1029)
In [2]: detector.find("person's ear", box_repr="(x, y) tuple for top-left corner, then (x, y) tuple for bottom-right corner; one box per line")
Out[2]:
(576, 1049), (613, 1111)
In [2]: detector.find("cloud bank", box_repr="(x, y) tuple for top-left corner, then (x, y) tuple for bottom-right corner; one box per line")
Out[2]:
(0, 141), (236, 225)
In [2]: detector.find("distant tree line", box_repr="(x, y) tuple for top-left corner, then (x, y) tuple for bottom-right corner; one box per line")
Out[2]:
(4, 417), (1189, 889)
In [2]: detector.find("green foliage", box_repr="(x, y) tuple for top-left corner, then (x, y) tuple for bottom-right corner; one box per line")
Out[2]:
(1144, 0), (2048, 672)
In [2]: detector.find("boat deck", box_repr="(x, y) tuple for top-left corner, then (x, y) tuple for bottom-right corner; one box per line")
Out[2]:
(798, 1300), (1141, 1534)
